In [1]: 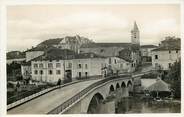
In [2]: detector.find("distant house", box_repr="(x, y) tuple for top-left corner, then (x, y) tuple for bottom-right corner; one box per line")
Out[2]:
(105, 56), (132, 74)
(7, 51), (26, 64)
(140, 45), (157, 62)
(151, 46), (180, 70)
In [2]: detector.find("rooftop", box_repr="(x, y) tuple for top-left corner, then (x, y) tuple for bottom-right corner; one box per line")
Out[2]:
(81, 43), (131, 48)
(151, 46), (180, 51)
(32, 48), (104, 61)
(141, 45), (158, 48)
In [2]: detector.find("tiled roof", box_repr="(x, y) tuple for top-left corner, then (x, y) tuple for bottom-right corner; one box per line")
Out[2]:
(151, 46), (180, 51)
(75, 53), (106, 59)
(146, 79), (170, 91)
(7, 51), (26, 59)
(81, 43), (131, 48)
(32, 48), (105, 61)
(118, 49), (132, 62)
(141, 45), (158, 48)
(33, 48), (76, 61)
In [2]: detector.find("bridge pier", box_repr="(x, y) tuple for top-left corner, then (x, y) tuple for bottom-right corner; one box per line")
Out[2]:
(122, 87), (129, 97)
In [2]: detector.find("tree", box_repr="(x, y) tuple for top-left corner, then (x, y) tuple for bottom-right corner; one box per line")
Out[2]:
(164, 60), (181, 99)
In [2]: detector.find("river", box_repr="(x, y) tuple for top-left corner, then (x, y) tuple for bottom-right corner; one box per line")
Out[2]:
(116, 96), (181, 113)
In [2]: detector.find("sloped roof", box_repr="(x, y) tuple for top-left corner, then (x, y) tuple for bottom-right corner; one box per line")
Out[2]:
(141, 45), (158, 48)
(141, 79), (157, 90)
(33, 48), (76, 61)
(151, 46), (180, 51)
(32, 48), (105, 61)
(81, 43), (131, 48)
(146, 79), (170, 91)
(75, 52), (106, 59)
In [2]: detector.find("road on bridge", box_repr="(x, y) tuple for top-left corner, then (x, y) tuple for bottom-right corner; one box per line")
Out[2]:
(8, 79), (101, 114)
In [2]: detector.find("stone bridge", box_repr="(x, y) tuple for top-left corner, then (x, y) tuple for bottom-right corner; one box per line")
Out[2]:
(8, 75), (135, 114)
(49, 76), (133, 114)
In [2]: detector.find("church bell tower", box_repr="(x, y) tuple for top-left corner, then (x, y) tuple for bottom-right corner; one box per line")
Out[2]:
(131, 21), (140, 45)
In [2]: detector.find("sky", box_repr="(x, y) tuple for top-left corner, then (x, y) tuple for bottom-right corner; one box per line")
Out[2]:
(7, 4), (180, 51)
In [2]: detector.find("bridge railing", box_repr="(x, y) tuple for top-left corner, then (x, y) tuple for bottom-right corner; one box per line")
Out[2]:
(7, 76), (103, 110)
(47, 74), (131, 114)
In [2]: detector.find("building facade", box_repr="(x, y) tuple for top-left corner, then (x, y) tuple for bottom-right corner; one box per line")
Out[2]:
(140, 45), (158, 62)
(31, 51), (107, 83)
(151, 47), (180, 70)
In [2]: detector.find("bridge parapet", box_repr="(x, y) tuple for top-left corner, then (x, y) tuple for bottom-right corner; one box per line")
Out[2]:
(47, 74), (132, 114)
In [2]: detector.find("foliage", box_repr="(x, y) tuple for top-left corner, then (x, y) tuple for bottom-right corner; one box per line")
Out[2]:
(164, 60), (181, 99)
(7, 62), (22, 80)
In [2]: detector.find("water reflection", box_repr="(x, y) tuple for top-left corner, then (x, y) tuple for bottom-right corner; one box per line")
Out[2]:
(116, 97), (181, 113)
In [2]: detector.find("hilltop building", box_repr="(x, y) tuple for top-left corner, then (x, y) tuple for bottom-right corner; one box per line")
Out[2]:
(25, 35), (93, 62)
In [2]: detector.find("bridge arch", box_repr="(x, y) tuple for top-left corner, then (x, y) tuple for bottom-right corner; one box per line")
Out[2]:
(127, 80), (132, 87)
(116, 83), (120, 89)
(87, 93), (104, 114)
(109, 85), (115, 94)
(121, 82), (126, 88)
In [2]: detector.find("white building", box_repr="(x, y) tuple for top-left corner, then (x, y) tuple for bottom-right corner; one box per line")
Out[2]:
(105, 57), (132, 74)
(31, 49), (107, 83)
(151, 47), (180, 70)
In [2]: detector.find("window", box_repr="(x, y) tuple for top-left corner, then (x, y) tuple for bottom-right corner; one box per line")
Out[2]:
(78, 64), (82, 69)
(114, 59), (117, 64)
(68, 63), (72, 68)
(34, 64), (38, 68)
(169, 50), (171, 54)
(109, 58), (111, 64)
(56, 70), (61, 75)
(49, 70), (53, 75)
(48, 63), (53, 68)
(168, 63), (172, 68)
(155, 55), (158, 59)
(56, 63), (61, 68)
(34, 70), (38, 75)
(85, 64), (88, 69)
(100, 49), (104, 53)
(39, 63), (43, 68)
(40, 70), (43, 75)
(176, 50), (178, 53)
